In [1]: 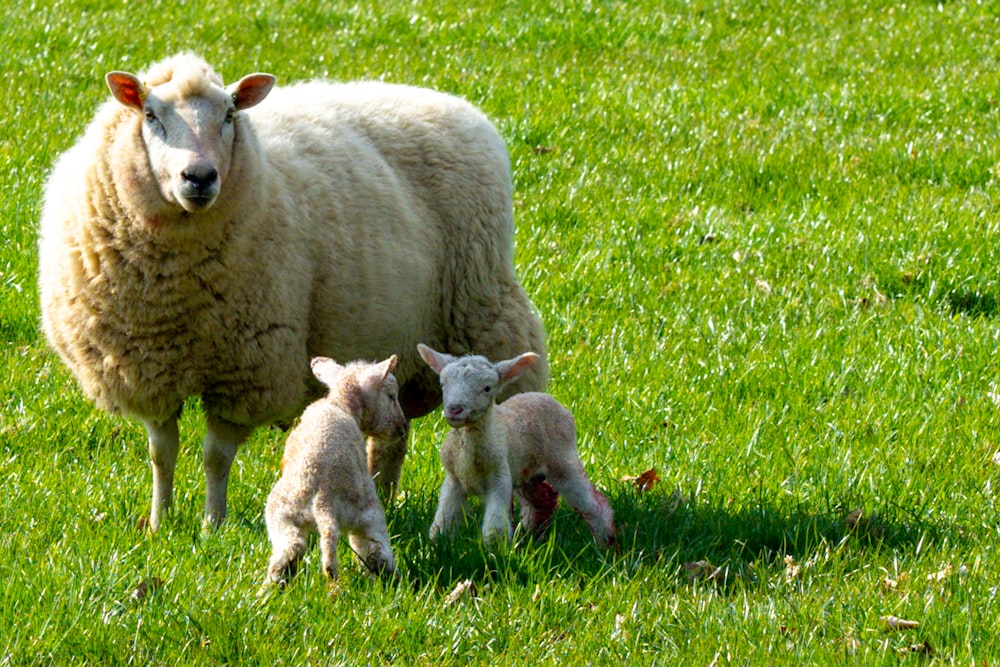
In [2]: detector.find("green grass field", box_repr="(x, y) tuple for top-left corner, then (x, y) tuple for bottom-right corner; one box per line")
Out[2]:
(3, 0), (1000, 663)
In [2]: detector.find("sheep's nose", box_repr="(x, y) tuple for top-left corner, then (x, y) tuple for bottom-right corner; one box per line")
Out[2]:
(181, 164), (219, 194)
(445, 404), (464, 419)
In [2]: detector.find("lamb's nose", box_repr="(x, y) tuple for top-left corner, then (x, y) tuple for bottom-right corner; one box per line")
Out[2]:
(445, 404), (464, 419)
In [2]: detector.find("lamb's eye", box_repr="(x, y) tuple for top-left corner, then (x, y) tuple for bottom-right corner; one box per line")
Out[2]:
(224, 109), (235, 124)
(144, 108), (156, 121)
(483, 385), (492, 394)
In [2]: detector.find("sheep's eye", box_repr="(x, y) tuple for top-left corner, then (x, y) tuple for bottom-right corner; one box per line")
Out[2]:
(483, 385), (492, 394)
(143, 108), (156, 121)
(224, 108), (235, 124)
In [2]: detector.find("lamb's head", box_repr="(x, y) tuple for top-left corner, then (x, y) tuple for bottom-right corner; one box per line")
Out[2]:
(311, 355), (406, 439)
(417, 344), (538, 428)
(105, 53), (275, 213)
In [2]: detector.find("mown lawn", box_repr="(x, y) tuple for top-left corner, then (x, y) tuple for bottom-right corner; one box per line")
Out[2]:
(2, 0), (1000, 663)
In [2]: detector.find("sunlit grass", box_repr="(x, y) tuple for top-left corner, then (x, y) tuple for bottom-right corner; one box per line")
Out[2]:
(3, 0), (1000, 663)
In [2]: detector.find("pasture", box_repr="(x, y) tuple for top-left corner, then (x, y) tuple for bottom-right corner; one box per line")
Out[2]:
(2, 0), (999, 663)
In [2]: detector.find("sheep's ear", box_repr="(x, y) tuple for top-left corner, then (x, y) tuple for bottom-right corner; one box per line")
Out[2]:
(374, 355), (398, 383)
(229, 73), (275, 110)
(106, 71), (147, 111)
(417, 344), (451, 375)
(496, 352), (539, 383)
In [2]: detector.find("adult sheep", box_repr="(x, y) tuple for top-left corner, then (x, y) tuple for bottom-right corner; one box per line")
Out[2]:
(38, 52), (548, 531)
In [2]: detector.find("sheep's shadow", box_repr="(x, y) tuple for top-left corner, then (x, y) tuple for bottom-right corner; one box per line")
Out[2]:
(608, 484), (953, 569)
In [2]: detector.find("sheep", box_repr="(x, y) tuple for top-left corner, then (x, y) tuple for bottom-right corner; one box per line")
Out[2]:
(266, 355), (403, 584)
(416, 344), (615, 548)
(37, 52), (548, 531)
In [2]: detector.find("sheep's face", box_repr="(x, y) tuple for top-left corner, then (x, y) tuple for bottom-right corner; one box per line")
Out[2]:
(417, 344), (541, 429)
(437, 358), (502, 428)
(140, 88), (235, 212)
(106, 60), (275, 215)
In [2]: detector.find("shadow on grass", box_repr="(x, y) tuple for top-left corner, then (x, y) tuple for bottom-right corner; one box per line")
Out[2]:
(609, 484), (954, 569)
(946, 288), (998, 318)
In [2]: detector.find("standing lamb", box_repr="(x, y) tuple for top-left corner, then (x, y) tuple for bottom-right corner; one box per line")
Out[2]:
(37, 52), (548, 531)
(417, 344), (615, 548)
(266, 355), (403, 584)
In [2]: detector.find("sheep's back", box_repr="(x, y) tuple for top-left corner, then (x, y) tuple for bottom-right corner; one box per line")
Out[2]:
(247, 81), (520, 385)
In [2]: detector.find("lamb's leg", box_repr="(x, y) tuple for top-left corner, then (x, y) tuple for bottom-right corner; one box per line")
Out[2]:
(313, 492), (341, 580)
(430, 474), (468, 540)
(266, 516), (309, 585)
(548, 466), (616, 548)
(515, 477), (559, 536)
(347, 509), (396, 577)
(481, 477), (514, 544)
(366, 420), (409, 500)
(203, 416), (254, 530)
(144, 414), (180, 532)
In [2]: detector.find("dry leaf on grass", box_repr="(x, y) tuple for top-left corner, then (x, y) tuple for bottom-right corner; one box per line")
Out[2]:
(683, 560), (728, 584)
(130, 577), (164, 602)
(621, 468), (660, 492)
(898, 641), (935, 656)
(783, 555), (801, 582)
(102, 576), (165, 624)
(444, 579), (476, 606)
(880, 615), (920, 631)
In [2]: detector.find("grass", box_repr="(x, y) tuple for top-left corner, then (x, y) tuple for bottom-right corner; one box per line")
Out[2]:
(3, 0), (1000, 663)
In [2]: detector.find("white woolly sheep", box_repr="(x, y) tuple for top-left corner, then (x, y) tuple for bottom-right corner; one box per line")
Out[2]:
(417, 344), (615, 548)
(37, 53), (548, 531)
(266, 355), (403, 584)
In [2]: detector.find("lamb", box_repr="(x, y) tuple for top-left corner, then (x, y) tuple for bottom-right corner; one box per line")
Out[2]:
(416, 344), (615, 547)
(266, 355), (402, 584)
(37, 52), (548, 531)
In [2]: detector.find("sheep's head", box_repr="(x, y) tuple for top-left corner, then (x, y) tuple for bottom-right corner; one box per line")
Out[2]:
(106, 54), (275, 214)
(417, 344), (538, 427)
(311, 355), (406, 439)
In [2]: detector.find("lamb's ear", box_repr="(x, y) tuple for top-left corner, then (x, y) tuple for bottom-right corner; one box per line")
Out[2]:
(417, 344), (452, 375)
(496, 352), (539, 383)
(229, 73), (275, 110)
(106, 71), (147, 111)
(374, 355), (398, 383)
(310, 356), (342, 386)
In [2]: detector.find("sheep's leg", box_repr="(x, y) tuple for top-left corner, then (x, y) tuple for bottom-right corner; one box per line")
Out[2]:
(481, 477), (514, 544)
(548, 467), (616, 548)
(430, 475), (468, 540)
(366, 420), (409, 500)
(202, 416), (254, 530)
(144, 414), (180, 532)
